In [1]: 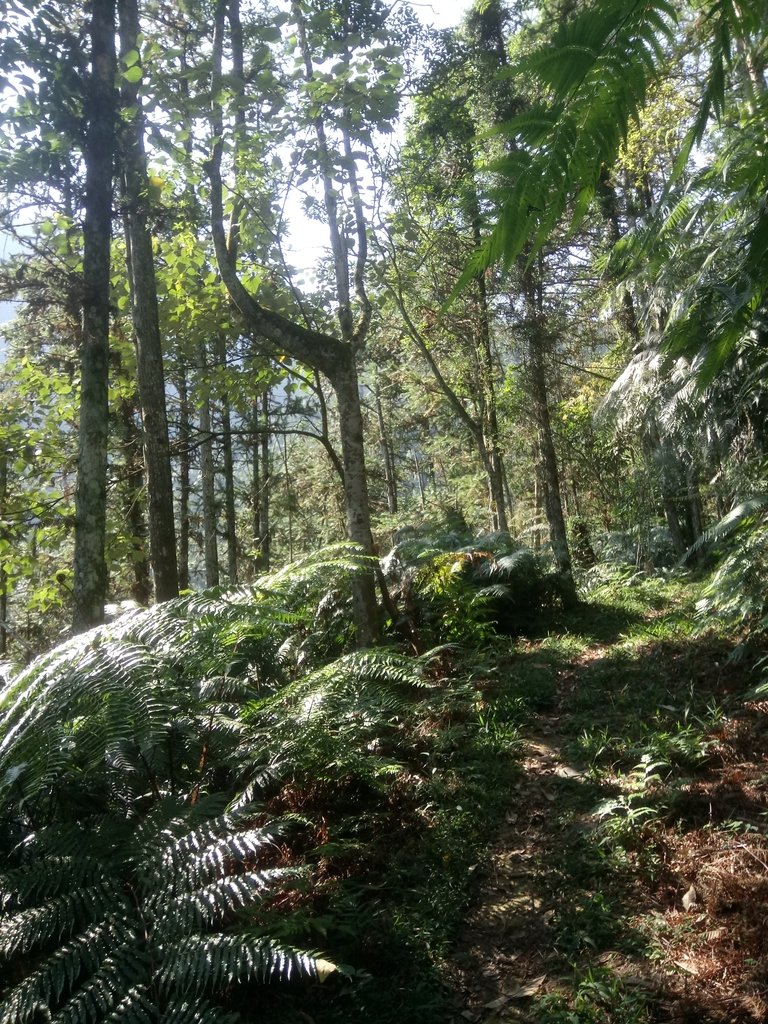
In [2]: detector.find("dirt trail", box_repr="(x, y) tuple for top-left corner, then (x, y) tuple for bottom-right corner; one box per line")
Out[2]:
(445, 628), (768, 1024)
(447, 714), (599, 1022)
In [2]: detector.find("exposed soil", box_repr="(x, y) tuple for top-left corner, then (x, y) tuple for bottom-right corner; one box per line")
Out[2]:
(445, 635), (768, 1024)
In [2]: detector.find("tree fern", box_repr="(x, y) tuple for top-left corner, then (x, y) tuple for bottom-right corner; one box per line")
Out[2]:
(0, 802), (328, 1023)
(0, 547), (386, 1020)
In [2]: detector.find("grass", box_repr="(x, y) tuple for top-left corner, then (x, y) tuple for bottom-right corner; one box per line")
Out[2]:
(481, 569), (768, 1024)
(189, 566), (768, 1023)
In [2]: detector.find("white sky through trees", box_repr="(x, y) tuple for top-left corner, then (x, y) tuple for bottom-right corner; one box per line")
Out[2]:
(284, 0), (472, 274)
(0, 1), (472, 327)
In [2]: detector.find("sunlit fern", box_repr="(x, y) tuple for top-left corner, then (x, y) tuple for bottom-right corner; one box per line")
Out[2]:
(0, 546), (379, 1020)
(0, 799), (328, 1023)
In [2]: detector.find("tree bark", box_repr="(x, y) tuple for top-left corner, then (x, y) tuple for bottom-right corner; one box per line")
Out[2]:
(374, 382), (398, 515)
(0, 450), (7, 655)
(72, 0), (117, 634)
(176, 364), (191, 590)
(118, 0), (179, 603)
(198, 342), (219, 587)
(213, 333), (238, 583)
(523, 269), (577, 608)
(208, 0), (380, 642)
(331, 354), (379, 645)
(117, 389), (151, 605)
(252, 390), (271, 572)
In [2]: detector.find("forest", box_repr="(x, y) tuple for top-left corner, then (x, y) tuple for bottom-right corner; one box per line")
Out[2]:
(0, 0), (766, 1021)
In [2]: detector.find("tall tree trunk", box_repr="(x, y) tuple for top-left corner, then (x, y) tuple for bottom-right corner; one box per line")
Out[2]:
(646, 418), (687, 559)
(213, 333), (238, 583)
(198, 343), (219, 587)
(0, 450), (7, 655)
(252, 390), (270, 572)
(118, 0), (178, 603)
(473, 208), (509, 535)
(523, 269), (577, 608)
(117, 391), (151, 605)
(73, 0), (117, 633)
(176, 364), (191, 590)
(374, 383), (397, 515)
(209, 0), (379, 642)
(331, 354), (379, 645)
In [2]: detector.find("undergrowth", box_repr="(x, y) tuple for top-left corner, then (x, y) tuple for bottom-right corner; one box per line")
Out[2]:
(1, 548), (763, 1024)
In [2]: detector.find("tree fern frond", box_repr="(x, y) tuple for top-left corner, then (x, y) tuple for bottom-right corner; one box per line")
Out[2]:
(158, 935), (326, 995)
(105, 986), (155, 1024)
(160, 868), (304, 932)
(452, 0), (683, 289)
(158, 999), (238, 1024)
(0, 881), (126, 957)
(1, 918), (138, 1023)
(49, 944), (151, 1024)
(0, 859), (106, 913)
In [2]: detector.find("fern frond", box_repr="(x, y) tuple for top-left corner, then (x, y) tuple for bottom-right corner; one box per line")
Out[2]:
(454, 0), (682, 288)
(160, 868), (304, 932)
(1, 918), (138, 1023)
(157, 999), (238, 1024)
(0, 881), (125, 957)
(49, 944), (151, 1024)
(105, 986), (155, 1024)
(0, 858), (106, 912)
(158, 935), (326, 995)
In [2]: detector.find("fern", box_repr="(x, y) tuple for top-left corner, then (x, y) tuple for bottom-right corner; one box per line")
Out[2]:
(0, 548), (387, 1021)
(0, 802), (328, 1023)
(455, 0), (678, 291)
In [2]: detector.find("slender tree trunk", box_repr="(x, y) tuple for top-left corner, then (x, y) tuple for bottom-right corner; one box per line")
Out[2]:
(177, 364), (191, 590)
(198, 343), (219, 587)
(117, 394), (151, 605)
(118, 0), (178, 603)
(523, 270), (577, 608)
(252, 390), (271, 572)
(331, 355), (379, 645)
(73, 0), (117, 633)
(0, 451), (7, 655)
(473, 215), (509, 535)
(209, 0), (379, 642)
(646, 418), (687, 558)
(213, 334), (238, 582)
(374, 383), (397, 515)
(280, 436), (295, 561)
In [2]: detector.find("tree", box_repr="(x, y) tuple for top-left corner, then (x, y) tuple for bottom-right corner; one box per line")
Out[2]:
(117, 0), (179, 602)
(205, 0), (413, 642)
(71, 0), (118, 632)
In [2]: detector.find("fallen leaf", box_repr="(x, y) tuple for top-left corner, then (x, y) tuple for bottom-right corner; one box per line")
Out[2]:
(675, 959), (699, 975)
(682, 884), (697, 911)
(483, 995), (510, 1010)
(314, 958), (337, 982)
(506, 974), (547, 998)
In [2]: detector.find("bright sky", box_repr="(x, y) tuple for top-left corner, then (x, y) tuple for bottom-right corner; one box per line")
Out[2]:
(414, 1), (472, 30)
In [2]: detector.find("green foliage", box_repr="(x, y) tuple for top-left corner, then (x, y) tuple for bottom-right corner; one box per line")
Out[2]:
(458, 0), (678, 287)
(0, 546), (384, 1021)
(383, 529), (557, 646)
(0, 801), (324, 1023)
(534, 967), (652, 1024)
(694, 493), (768, 631)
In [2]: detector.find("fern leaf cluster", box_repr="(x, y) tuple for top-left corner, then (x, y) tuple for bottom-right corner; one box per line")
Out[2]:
(458, 0), (678, 290)
(0, 801), (324, 1023)
(0, 549), (383, 1021)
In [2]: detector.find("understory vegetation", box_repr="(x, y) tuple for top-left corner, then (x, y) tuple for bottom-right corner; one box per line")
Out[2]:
(1, 545), (767, 1023)
(0, 0), (767, 1020)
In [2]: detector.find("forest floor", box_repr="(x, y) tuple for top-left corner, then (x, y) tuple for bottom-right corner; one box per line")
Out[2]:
(444, 575), (768, 1024)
